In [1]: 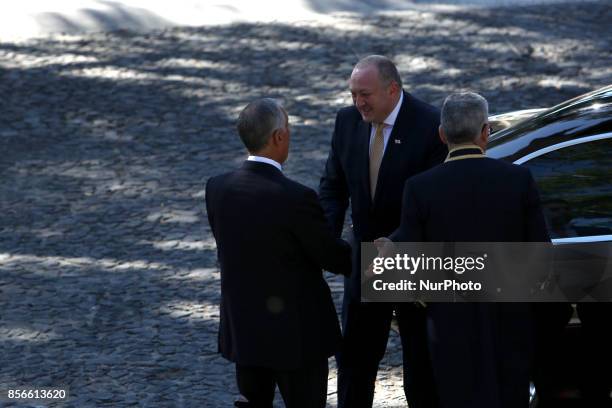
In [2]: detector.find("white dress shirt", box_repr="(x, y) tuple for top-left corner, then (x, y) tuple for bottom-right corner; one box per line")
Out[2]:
(369, 91), (404, 155)
(247, 155), (283, 172)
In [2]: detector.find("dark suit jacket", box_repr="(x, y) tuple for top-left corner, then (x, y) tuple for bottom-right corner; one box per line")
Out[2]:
(319, 91), (447, 299)
(390, 148), (550, 408)
(390, 151), (549, 243)
(206, 161), (351, 370)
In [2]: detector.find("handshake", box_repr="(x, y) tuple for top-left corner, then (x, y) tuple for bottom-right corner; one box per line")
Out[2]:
(365, 237), (396, 278)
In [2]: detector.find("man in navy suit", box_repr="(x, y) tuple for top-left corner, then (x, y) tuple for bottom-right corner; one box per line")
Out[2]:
(319, 55), (447, 408)
(206, 99), (351, 408)
(388, 92), (550, 408)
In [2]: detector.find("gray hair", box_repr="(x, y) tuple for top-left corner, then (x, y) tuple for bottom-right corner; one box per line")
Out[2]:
(440, 92), (489, 144)
(237, 98), (286, 153)
(354, 55), (403, 88)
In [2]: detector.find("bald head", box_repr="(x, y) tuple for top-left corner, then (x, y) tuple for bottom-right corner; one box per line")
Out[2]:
(349, 55), (402, 124)
(353, 55), (403, 88)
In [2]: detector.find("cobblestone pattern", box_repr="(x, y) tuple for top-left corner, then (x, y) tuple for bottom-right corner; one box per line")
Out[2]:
(0, 2), (610, 407)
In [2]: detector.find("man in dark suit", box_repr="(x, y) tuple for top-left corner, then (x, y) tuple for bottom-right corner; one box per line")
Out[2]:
(319, 55), (447, 408)
(387, 92), (550, 408)
(206, 98), (351, 408)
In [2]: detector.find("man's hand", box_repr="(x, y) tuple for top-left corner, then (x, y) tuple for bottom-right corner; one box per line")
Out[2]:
(374, 237), (395, 258)
(364, 237), (396, 278)
(368, 238), (426, 307)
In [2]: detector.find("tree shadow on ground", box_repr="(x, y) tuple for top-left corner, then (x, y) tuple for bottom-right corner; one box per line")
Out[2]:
(0, 2), (610, 405)
(34, 0), (171, 35)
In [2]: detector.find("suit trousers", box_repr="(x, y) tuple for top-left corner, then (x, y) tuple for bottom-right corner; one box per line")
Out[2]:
(235, 359), (329, 408)
(336, 301), (438, 408)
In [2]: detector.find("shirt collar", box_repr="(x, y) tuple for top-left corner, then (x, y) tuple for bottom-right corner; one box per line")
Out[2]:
(382, 91), (403, 127)
(247, 155), (283, 172)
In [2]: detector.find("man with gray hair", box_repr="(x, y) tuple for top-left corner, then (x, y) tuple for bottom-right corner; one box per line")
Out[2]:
(386, 92), (550, 407)
(440, 92), (489, 148)
(320, 55), (446, 408)
(206, 98), (351, 407)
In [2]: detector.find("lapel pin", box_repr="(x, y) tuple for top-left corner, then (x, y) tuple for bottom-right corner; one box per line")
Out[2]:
(394, 139), (401, 144)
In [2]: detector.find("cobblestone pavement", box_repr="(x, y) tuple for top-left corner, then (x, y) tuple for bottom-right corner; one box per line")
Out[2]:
(0, 1), (610, 407)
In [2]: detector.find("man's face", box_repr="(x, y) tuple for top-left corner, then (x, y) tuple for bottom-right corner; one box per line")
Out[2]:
(349, 66), (397, 124)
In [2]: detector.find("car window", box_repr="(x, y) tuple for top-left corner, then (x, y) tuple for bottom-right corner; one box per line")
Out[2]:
(522, 137), (612, 239)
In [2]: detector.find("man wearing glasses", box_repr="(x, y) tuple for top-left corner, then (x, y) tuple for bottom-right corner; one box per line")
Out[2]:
(385, 92), (549, 408)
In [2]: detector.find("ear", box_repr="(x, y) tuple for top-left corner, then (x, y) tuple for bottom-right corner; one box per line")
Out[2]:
(479, 124), (489, 146)
(389, 80), (401, 96)
(438, 125), (448, 145)
(270, 128), (283, 146)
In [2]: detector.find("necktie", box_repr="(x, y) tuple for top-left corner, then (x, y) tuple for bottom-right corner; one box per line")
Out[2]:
(369, 123), (385, 200)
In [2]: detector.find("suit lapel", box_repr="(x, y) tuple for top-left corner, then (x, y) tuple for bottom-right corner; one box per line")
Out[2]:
(372, 91), (415, 207)
(357, 120), (373, 206)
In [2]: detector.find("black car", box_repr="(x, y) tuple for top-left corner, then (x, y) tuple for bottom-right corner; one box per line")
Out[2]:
(489, 84), (612, 243)
(487, 85), (612, 407)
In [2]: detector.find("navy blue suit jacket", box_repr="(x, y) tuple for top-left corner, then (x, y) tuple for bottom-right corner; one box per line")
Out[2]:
(206, 161), (351, 370)
(319, 91), (447, 299)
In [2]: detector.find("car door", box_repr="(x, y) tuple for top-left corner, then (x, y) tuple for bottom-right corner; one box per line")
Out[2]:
(515, 134), (612, 245)
(518, 134), (612, 406)
(516, 134), (612, 302)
